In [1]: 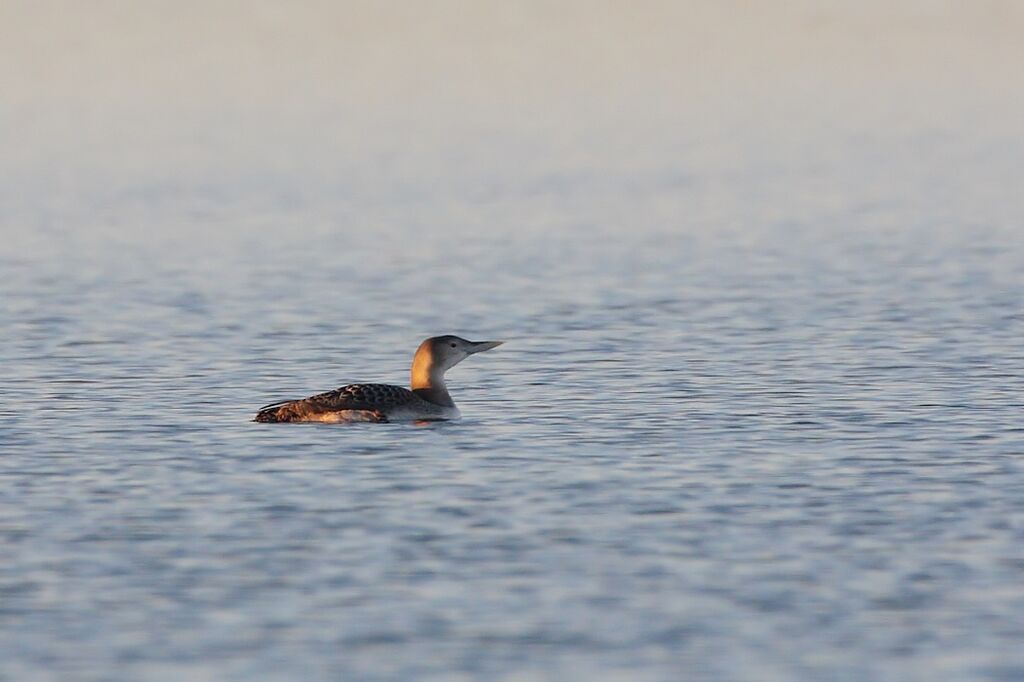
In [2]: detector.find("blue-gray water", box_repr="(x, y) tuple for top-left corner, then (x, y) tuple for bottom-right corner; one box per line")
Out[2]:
(3, 4), (1024, 681)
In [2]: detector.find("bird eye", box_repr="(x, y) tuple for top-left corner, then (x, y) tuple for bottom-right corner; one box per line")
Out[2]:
(450, 342), (457, 348)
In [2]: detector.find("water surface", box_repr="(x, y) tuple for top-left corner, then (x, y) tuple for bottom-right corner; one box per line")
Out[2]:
(2, 3), (1024, 680)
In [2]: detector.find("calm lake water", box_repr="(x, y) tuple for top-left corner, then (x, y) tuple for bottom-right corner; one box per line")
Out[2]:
(3, 4), (1024, 681)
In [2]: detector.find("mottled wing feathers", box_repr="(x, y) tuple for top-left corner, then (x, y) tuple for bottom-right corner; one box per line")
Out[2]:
(254, 384), (416, 423)
(302, 384), (416, 412)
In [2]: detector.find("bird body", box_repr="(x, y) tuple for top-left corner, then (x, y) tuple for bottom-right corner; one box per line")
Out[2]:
(254, 335), (501, 423)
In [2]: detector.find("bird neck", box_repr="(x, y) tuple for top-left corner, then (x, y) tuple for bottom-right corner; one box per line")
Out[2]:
(410, 345), (455, 407)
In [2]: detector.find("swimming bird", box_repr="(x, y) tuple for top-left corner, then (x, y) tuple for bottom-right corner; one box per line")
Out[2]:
(254, 335), (503, 423)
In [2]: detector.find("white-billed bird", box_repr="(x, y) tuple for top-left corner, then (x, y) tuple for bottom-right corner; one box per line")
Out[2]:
(254, 335), (503, 423)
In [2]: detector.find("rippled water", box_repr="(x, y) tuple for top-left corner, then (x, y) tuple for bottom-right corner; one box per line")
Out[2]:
(4, 4), (1024, 681)
(4, 187), (1023, 680)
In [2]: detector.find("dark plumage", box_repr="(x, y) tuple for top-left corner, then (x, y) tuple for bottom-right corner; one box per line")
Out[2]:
(254, 335), (503, 424)
(254, 383), (416, 423)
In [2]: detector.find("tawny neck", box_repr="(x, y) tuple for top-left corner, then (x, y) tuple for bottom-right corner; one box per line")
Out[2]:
(410, 342), (454, 407)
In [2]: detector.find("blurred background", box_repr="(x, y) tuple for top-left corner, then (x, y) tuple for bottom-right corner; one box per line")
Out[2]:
(3, 0), (1022, 246)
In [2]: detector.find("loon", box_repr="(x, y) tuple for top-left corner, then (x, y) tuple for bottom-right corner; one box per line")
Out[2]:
(254, 335), (503, 423)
